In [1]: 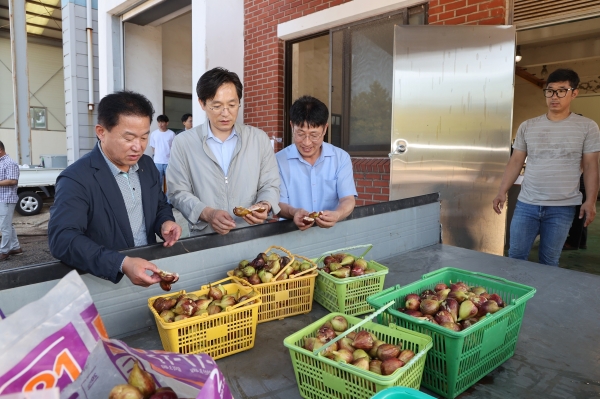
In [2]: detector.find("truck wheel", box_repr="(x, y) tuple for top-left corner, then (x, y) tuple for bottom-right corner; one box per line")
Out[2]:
(17, 191), (43, 216)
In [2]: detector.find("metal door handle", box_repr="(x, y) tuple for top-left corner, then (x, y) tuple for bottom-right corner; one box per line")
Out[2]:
(389, 139), (408, 157)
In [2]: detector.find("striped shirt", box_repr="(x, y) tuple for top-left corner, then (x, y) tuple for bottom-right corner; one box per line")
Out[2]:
(0, 154), (19, 203)
(98, 143), (148, 246)
(513, 113), (600, 206)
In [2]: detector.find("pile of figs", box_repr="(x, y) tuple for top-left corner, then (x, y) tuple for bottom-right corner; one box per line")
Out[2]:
(321, 253), (377, 278)
(108, 361), (187, 399)
(303, 315), (415, 376)
(232, 252), (313, 284)
(152, 284), (259, 323)
(398, 282), (506, 331)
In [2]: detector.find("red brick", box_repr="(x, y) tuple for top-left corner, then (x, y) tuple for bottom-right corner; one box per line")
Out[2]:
(364, 173), (382, 180)
(428, 14), (439, 23)
(429, 5), (444, 14)
(355, 199), (365, 206)
(381, 187), (390, 195)
(477, 0), (505, 10)
(365, 187), (381, 194)
(364, 200), (377, 205)
(455, 4), (478, 16)
(356, 180), (372, 187)
(373, 180), (388, 187)
(373, 194), (389, 201)
(466, 9), (490, 22)
(443, 15), (467, 24)
(444, 0), (467, 12)
(355, 186), (365, 193)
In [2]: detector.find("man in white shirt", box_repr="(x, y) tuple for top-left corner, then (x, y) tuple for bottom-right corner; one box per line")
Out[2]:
(150, 115), (176, 196)
(181, 113), (193, 132)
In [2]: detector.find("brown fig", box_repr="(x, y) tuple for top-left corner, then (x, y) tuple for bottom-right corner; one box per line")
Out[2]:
(420, 299), (440, 315)
(128, 361), (156, 399)
(489, 293), (505, 307)
(152, 298), (167, 313)
(434, 283), (448, 292)
(159, 310), (175, 323)
(369, 339), (386, 358)
(248, 274), (261, 285)
(208, 285), (223, 301)
(332, 349), (354, 363)
(398, 349), (415, 364)
(381, 358), (405, 375)
(109, 384), (143, 399)
(353, 331), (374, 350)
(369, 359), (382, 375)
(195, 298), (213, 310)
(331, 315), (348, 332)
(148, 387), (178, 399)
(352, 356), (370, 370)
(316, 326), (336, 343)
(376, 344), (401, 361)
(207, 304), (221, 315)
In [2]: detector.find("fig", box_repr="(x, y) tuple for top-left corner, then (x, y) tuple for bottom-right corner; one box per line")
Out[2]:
(364, 268), (377, 274)
(381, 358), (405, 375)
(233, 205), (266, 217)
(238, 260), (250, 269)
(276, 273), (287, 281)
(109, 384), (143, 399)
(258, 270), (273, 283)
(332, 349), (353, 363)
(353, 349), (370, 360)
(405, 294), (421, 311)
(128, 361), (156, 399)
(459, 319), (475, 329)
(370, 339), (388, 357)
(346, 331), (357, 340)
(434, 283), (448, 292)
(471, 286), (487, 295)
(369, 359), (382, 375)
(340, 255), (355, 266)
(321, 321), (334, 330)
(332, 253), (346, 262)
(300, 262), (313, 272)
(157, 270), (179, 292)
(331, 315), (348, 332)
(448, 290), (469, 303)
(208, 285), (225, 300)
(207, 304), (221, 315)
(195, 298), (213, 310)
(192, 309), (208, 317)
(304, 337), (317, 351)
(218, 295), (237, 309)
(316, 326), (336, 343)
(323, 256), (336, 266)
(242, 266), (256, 277)
(338, 337), (355, 352)
(440, 298), (459, 322)
(437, 288), (451, 301)
(471, 296), (487, 309)
(153, 297), (177, 313)
(440, 322), (461, 332)
(479, 300), (500, 316)
(159, 310), (175, 323)
(352, 357), (370, 370)
(320, 341), (338, 359)
(403, 309), (424, 318)
(248, 274), (261, 285)
(351, 266), (365, 277)
(173, 315), (189, 322)
(420, 289), (435, 299)
(376, 344), (401, 361)
(353, 258), (368, 270)
(328, 262), (342, 272)
(450, 282), (469, 292)
(434, 310), (454, 325)
(159, 280), (173, 291)
(185, 293), (199, 301)
(353, 331), (374, 350)
(398, 349), (415, 364)
(149, 387), (177, 399)
(330, 267), (350, 278)
(489, 293), (505, 307)
(420, 299), (440, 315)
(458, 300), (478, 321)
(173, 298), (196, 316)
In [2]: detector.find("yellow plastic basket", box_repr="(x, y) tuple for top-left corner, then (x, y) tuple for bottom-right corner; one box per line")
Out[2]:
(147, 277), (261, 360)
(228, 246), (318, 323)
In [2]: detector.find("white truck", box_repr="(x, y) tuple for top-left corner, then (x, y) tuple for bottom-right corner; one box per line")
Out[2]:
(17, 167), (64, 216)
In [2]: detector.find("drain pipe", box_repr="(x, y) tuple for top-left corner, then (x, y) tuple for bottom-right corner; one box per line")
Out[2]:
(87, 0), (94, 111)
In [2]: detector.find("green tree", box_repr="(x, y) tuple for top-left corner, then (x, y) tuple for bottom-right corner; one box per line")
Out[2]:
(350, 80), (392, 145)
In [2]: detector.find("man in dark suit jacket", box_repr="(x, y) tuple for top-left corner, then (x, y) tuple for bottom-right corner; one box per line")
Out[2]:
(49, 91), (182, 287)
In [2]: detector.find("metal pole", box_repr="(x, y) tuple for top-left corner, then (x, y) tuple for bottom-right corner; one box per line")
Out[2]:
(87, 0), (94, 111)
(8, 0), (31, 166)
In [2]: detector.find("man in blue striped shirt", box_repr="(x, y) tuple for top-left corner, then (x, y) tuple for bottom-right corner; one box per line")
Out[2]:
(0, 141), (22, 261)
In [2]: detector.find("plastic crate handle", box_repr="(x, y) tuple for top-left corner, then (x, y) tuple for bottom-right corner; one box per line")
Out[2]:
(313, 301), (395, 356)
(421, 267), (513, 285)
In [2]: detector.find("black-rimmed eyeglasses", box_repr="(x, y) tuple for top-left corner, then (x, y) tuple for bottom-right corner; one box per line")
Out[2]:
(543, 88), (575, 98)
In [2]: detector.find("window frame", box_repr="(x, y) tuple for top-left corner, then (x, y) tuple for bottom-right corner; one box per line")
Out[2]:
(30, 107), (48, 130)
(283, 4), (428, 156)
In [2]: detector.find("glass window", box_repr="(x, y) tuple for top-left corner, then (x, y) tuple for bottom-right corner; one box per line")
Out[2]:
(163, 92), (193, 133)
(30, 107), (47, 129)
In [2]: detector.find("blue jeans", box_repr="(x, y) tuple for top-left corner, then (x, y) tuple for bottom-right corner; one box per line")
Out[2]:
(155, 163), (168, 198)
(509, 200), (575, 266)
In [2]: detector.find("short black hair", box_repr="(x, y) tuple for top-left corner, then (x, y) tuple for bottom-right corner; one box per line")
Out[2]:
(0, 141), (4, 152)
(157, 115), (169, 123)
(181, 113), (192, 123)
(196, 67), (243, 104)
(97, 91), (154, 131)
(546, 68), (580, 89)
(290, 96), (329, 128)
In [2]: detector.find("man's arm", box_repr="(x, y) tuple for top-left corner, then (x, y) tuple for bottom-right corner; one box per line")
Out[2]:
(255, 133), (281, 216)
(0, 179), (17, 186)
(580, 152), (599, 227)
(493, 149), (527, 215)
(278, 202), (313, 231)
(315, 196), (356, 228)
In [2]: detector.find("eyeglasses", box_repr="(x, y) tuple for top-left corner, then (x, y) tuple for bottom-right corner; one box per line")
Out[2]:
(543, 88), (575, 98)
(207, 103), (241, 113)
(294, 132), (324, 143)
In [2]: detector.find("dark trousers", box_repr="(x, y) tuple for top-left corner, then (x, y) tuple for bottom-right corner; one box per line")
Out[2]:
(565, 174), (587, 248)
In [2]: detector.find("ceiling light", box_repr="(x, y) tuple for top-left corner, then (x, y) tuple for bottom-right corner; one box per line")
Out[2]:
(515, 45), (522, 63)
(541, 65), (548, 79)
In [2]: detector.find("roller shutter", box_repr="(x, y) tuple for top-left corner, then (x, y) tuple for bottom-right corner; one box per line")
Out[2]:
(514, 0), (600, 29)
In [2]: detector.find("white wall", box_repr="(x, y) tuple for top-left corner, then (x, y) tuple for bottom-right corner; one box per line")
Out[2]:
(0, 129), (67, 165)
(191, 0), (244, 125)
(124, 22), (162, 155)
(162, 12), (192, 94)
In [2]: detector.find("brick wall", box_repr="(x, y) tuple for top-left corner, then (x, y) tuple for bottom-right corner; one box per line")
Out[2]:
(244, 0), (351, 152)
(244, 0), (508, 205)
(429, 0), (507, 25)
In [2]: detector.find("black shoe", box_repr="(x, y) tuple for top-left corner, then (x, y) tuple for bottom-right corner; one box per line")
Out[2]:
(562, 243), (578, 250)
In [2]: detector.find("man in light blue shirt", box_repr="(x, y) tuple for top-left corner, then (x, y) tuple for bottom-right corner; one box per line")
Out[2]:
(276, 96), (357, 230)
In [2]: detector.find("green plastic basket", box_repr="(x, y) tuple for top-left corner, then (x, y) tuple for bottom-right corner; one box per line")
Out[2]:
(313, 245), (389, 316)
(283, 312), (433, 399)
(370, 387), (435, 399)
(366, 267), (536, 399)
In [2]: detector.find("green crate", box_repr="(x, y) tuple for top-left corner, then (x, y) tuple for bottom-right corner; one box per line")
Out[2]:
(370, 387), (435, 399)
(313, 245), (389, 316)
(366, 268), (536, 399)
(283, 312), (433, 399)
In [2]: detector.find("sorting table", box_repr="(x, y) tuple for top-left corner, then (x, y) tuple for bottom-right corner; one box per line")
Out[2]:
(123, 243), (600, 399)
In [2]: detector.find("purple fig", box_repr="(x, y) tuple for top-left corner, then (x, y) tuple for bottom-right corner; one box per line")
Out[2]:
(478, 300), (500, 316)
(434, 310), (454, 325)
(353, 331), (374, 350)
(471, 286), (487, 295)
(331, 315), (348, 332)
(405, 294), (421, 311)
(440, 322), (461, 332)
(316, 326), (336, 343)
(434, 283), (448, 292)
(448, 290), (469, 303)
(440, 298), (459, 322)
(437, 288), (451, 301)
(381, 358), (405, 375)
(376, 344), (401, 361)
(420, 299), (440, 315)
(420, 289), (435, 299)
(489, 293), (505, 307)
(351, 266), (365, 277)
(149, 387), (178, 399)
(403, 309), (424, 318)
